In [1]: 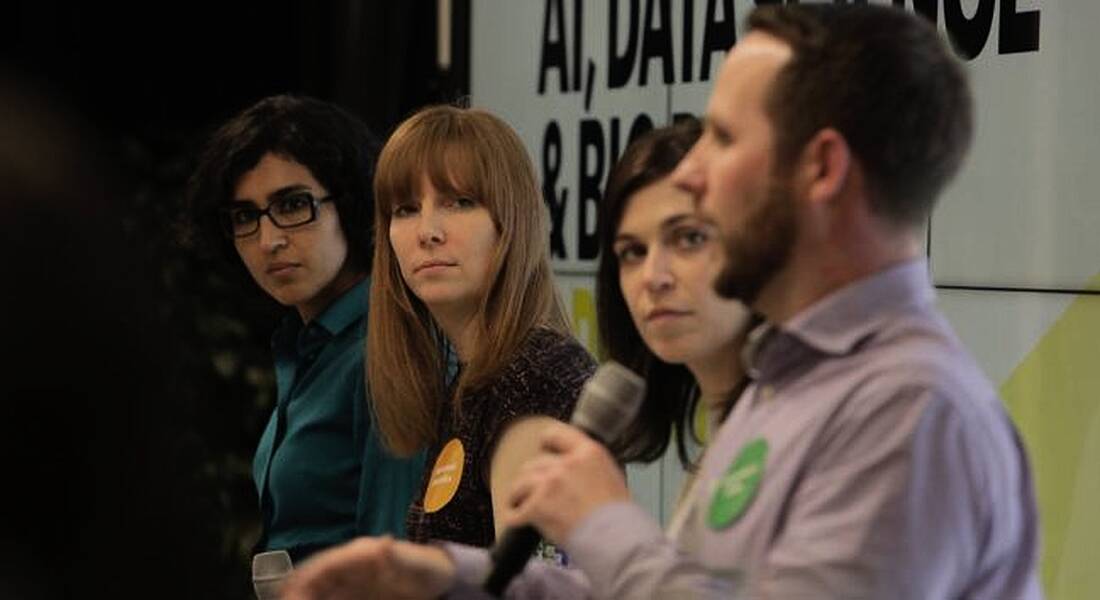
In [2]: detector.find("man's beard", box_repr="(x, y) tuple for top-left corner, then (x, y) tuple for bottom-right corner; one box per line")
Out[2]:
(713, 180), (796, 304)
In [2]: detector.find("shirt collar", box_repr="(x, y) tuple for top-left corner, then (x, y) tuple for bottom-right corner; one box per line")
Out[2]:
(311, 276), (370, 338)
(781, 258), (934, 356)
(272, 277), (370, 358)
(739, 259), (933, 384)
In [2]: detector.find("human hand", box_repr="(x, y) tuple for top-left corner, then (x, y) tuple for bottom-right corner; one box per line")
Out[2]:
(280, 536), (455, 600)
(504, 422), (630, 545)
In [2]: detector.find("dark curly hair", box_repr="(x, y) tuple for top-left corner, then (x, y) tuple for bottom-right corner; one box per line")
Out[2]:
(185, 94), (381, 273)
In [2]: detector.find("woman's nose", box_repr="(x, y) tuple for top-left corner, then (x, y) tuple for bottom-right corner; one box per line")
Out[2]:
(417, 209), (445, 246)
(642, 250), (674, 292)
(257, 215), (287, 252)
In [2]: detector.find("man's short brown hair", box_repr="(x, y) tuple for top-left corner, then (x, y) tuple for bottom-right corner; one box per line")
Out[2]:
(749, 5), (973, 226)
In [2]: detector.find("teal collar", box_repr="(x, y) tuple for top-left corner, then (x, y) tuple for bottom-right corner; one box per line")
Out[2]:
(312, 276), (370, 337)
(273, 277), (370, 360)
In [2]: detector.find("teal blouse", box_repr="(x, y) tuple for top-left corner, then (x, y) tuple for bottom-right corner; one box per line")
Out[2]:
(252, 278), (425, 561)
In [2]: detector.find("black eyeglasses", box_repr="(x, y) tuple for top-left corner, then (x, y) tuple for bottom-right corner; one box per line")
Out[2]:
(220, 191), (333, 238)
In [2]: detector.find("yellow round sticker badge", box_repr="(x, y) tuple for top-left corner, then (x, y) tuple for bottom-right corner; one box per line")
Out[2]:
(423, 438), (465, 513)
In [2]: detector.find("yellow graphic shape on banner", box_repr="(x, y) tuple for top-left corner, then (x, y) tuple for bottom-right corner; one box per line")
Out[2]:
(571, 287), (599, 356)
(1002, 275), (1100, 600)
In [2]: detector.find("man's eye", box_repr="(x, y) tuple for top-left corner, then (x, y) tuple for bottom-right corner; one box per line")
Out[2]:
(706, 126), (732, 147)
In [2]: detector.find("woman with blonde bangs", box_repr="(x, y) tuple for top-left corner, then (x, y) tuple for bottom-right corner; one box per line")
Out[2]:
(282, 118), (753, 600)
(367, 105), (596, 548)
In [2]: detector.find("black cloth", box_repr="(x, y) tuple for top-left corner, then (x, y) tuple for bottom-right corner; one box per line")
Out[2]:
(405, 327), (596, 547)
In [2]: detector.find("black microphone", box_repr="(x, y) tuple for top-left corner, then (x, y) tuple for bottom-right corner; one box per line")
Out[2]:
(482, 361), (646, 596)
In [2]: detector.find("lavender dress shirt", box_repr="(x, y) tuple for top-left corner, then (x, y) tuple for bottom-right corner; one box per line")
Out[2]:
(444, 260), (1042, 600)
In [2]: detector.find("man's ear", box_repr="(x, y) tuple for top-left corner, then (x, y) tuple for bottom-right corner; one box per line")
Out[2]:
(796, 128), (852, 208)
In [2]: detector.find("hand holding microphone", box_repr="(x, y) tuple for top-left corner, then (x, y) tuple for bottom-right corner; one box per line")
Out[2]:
(278, 362), (645, 600)
(483, 361), (645, 596)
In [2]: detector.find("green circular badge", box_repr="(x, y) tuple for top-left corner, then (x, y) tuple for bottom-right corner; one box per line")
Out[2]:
(707, 438), (768, 530)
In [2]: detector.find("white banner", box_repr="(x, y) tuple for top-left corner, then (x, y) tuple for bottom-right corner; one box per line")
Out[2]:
(471, 2), (1096, 598)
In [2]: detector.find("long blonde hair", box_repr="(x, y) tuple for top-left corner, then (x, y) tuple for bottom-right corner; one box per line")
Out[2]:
(368, 105), (569, 456)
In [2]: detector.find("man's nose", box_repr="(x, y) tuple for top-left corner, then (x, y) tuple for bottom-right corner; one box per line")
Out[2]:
(671, 143), (705, 202)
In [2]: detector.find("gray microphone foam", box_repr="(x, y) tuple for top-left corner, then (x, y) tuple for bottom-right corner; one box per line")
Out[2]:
(570, 361), (646, 446)
(479, 361), (645, 596)
(252, 550), (293, 600)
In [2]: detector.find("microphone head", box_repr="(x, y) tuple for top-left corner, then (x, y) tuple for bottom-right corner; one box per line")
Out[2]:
(481, 362), (644, 596)
(252, 550), (293, 600)
(570, 361), (646, 446)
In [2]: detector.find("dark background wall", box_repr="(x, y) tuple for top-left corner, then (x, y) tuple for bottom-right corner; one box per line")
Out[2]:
(0, 2), (467, 598)
(4, 1), (469, 141)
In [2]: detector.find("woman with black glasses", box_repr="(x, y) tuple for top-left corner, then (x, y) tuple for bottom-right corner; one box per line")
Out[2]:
(185, 95), (424, 567)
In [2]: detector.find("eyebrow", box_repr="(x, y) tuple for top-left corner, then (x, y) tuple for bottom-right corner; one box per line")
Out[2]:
(612, 232), (637, 246)
(614, 212), (696, 244)
(702, 114), (734, 136)
(231, 184), (314, 206)
(662, 214), (695, 229)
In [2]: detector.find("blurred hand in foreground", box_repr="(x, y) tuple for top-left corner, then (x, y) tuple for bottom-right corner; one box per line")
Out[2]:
(280, 536), (455, 600)
(504, 422), (630, 545)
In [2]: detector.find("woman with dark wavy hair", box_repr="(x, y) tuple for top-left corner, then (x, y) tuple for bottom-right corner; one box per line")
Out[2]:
(281, 118), (750, 598)
(597, 117), (750, 473)
(186, 95), (424, 566)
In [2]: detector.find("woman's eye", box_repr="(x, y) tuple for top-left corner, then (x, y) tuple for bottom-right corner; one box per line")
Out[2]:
(392, 204), (417, 217)
(675, 227), (709, 249)
(232, 209), (259, 224)
(281, 193), (312, 210)
(271, 194), (312, 218)
(615, 244), (645, 264)
(452, 196), (477, 209)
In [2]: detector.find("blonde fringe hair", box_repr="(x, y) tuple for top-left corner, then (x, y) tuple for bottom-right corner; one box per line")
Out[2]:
(367, 105), (569, 456)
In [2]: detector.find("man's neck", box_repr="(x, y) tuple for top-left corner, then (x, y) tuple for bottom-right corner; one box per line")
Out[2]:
(754, 227), (920, 325)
